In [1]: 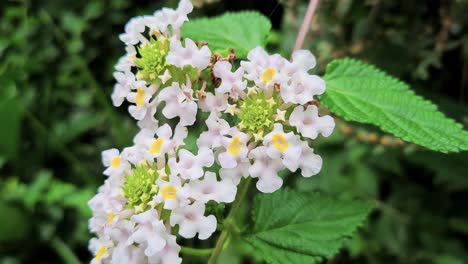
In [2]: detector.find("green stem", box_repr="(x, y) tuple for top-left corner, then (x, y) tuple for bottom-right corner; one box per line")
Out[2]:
(208, 178), (252, 264)
(51, 237), (81, 264)
(180, 246), (213, 257)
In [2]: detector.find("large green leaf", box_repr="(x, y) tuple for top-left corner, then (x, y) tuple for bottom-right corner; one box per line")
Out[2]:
(320, 58), (468, 152)
(181, 11), (271, 58)
(242, 189), (372, 264)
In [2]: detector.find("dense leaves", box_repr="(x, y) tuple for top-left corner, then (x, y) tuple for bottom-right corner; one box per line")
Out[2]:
(242, 189), (373, 264)
(181, 11), (271, 58)
(320, 58), (468, 152)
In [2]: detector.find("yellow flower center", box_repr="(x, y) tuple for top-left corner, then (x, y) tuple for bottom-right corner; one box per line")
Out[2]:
(161, 185), (178, 199)
(95, 246), (107, 261)
(150, 138), (164, 154)
(261, 67), (276, 83)
(227, 136), (242, 155)
(107, 211), (115, 225)
(272, 133), (289, 152)
(110, 156), (121, 169)
(135, 87), (146, 107)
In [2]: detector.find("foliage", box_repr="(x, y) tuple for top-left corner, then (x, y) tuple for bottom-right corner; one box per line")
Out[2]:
(181, 11), (271, 58)
(321, 58), (468, 152)
(242, 189), (372, 264)
(0, 0), (467, 263)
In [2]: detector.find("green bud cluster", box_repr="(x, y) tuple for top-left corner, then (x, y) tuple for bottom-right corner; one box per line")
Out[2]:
(121, 162), (159, 210)
(237, 90), (279, 135)
(136, 37), (170, 83)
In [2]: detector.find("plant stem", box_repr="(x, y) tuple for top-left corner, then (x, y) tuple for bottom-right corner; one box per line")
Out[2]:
(180, 246), (213, 257)
(208, 178), (252, 264)
(293, 0), (320, 52)
(51, 237), (81, 264)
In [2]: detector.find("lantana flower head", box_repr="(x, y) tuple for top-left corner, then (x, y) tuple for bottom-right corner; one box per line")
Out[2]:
(88, 0), (334, 262)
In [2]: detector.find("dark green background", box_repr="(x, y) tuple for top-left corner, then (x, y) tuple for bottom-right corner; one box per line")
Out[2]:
(1, 0), (467, 263)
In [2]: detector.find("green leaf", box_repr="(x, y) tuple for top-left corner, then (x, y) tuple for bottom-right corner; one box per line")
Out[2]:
(181, 11), (271, 58)
(320, 58), (468, 152)
(0, 202), (30, 242)
(242, 189), (373, 264)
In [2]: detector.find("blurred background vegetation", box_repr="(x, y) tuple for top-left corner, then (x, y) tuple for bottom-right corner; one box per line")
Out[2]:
(1, 0), (468, 263)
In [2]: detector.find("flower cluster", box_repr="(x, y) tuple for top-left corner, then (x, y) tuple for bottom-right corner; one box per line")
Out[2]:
(88, 0), (335, 263)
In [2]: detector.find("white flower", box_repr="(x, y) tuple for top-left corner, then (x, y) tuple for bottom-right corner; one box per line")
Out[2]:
(89, 237), (113, 264)
(111, 71), (137, 107)
(213, 61), (247, 98)
(115, 45), (137, 72)
(187, 171), (237, 203)
(121, 145), (145, 165)
(88, 183), (126, 214)
(219, 158), (250, 185)
(241, 46), (288, 90)
(137, 106), (159, 131)
(170, 201), (217, 240)
(158, 82), (198, 126)
(199, 92), (228, 113)
(112, 244), (146, 264)
(168, 148), (214, 180)
(153, 174), (189, 210)
(147, 235), (182, 264)
(280, 72), (325, 105)
(298, 141), (323, 177)
(248, 146), (285, 193)
(289, 105), (335, 139)
(134, 124), (175, 160)
(196, 112), (231, 149)
(150, 0), (193, 35)
(283, 49), (316, 75)
(129, 209), (168, 257)
(263, 123), (302, 172)
(127, 84), (156, 120)
(102, 148), (131, 177)
(166, 38), (211, 70)
(119, 16), (148, 45)
(218, 131), (249, 169)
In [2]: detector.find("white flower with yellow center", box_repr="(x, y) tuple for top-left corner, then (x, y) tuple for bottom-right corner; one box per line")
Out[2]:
(241, 46), (288, 91)
(187, 171), (237, 203)
(289, 105), (335, 139)
(89, 237), (114, 264)
(102, 148), (131, 177)
(168, 147), (214, 180)
(248, 146), (285, 193)
(134, 124), (175, 161)
(170, 201), (217, 240)
(153, 174), (189, 209)
(126, 84), (156, 120)
(263, 123), (302, 172)
(218, 131), (249, 169)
